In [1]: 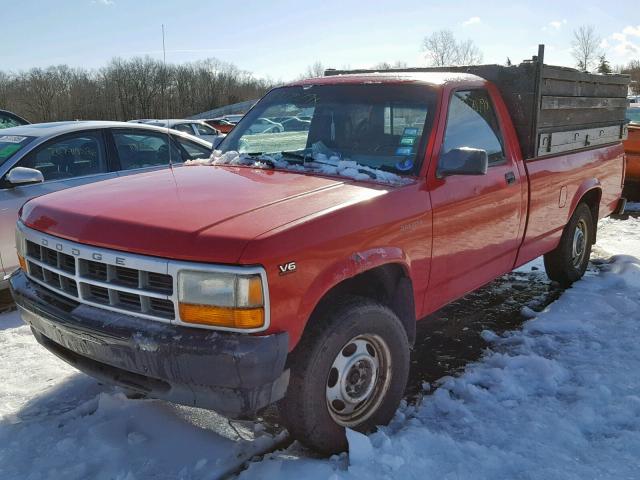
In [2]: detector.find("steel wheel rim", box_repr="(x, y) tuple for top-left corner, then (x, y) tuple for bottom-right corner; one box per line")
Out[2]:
(325, 334), (392, 427)
(572, 219), (588, 267)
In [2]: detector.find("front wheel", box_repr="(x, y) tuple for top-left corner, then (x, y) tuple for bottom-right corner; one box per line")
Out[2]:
(279, 297), (409, 454)
(544, 203), (595, 286)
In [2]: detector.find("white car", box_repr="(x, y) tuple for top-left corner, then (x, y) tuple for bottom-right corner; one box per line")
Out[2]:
(245, 118), (284, 135)
(139, 119), (226, 147)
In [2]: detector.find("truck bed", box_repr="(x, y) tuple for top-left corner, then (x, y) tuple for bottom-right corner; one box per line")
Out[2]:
(516, 143), (624, 267)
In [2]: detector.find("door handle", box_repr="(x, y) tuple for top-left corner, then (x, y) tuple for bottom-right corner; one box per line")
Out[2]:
(505, 171), (516, 185)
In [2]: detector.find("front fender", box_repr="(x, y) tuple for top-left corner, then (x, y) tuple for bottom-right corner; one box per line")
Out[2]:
(290, 247), (411, 347)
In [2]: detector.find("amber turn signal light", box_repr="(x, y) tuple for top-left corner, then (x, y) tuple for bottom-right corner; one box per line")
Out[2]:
(17, 254), (27, 272)
(179, 303), (265, 329)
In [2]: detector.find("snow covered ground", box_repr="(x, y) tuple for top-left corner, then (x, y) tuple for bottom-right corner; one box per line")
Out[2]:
(0, 318), (283, 479)
(2, 217), (640, 479)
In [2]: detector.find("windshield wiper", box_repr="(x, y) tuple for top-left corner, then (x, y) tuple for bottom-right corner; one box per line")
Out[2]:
(280, 151), (309, 164)
(242, 152), (276, 168)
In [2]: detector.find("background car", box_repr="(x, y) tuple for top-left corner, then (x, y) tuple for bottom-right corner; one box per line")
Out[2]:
(205, 118), (236, 134)
(279, 116), (311, 131)
(245, 117), (284, 134)
(624, 106), (640, 200)
(221, 114), (244, 124)
(0, 110), (29, 129)
(0, 121), (212, 289)
(138, 119), (226, 147)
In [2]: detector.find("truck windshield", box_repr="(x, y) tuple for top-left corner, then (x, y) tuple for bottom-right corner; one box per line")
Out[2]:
(0, 135), (35, 168)
(217, 84), (436, 179)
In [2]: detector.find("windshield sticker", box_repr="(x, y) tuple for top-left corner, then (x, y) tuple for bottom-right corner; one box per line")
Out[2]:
(0, 135), (27, 143)
(395, 158), (414, 171)
(395, 146), (413, 156)
(403, 127), (419, 137)
(399, 136), (416, 146)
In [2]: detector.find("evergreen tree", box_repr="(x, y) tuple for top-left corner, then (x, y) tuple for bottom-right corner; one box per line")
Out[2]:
(597, 55), (612, 74)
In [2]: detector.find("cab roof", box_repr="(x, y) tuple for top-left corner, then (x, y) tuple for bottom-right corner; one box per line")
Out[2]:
(287, 71), (484, 88)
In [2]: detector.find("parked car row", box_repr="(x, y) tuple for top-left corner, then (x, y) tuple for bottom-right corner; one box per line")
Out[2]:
(0, 121), (213, 288)
(203, 113), (311, 135)
(129, 119), (226, 147)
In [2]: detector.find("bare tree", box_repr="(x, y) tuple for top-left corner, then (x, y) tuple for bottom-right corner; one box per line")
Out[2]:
(622, 59), (640, 94)
(303, 62), (326, 78)
(371, 61), (409, 70)
(422, 30), (483, 66)
(571, 25), (601, 72)
(456, 39), (483, 65)
(0, 57), (273, 123)
(423, 30), (459, 66)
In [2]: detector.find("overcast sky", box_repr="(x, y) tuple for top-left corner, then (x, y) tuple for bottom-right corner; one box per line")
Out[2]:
(2, 0), (640, 82)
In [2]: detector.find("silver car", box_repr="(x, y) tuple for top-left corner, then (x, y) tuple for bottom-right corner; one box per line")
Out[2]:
(136, 119), (226, 147)
(0, 121), (212, 290)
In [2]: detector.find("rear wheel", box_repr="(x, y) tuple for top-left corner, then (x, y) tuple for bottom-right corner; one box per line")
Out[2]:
(279, 297), (409, 454)
(544, 203), (594, 286)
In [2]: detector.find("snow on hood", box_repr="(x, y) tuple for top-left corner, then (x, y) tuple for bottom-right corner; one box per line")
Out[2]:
(186, 145), (414, 186)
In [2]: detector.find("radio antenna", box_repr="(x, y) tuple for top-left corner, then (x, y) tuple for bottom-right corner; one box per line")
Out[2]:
(162, 24), (172, 167)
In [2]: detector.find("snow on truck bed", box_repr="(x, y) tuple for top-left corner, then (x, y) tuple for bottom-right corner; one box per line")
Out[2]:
(2, 217), (640, 479)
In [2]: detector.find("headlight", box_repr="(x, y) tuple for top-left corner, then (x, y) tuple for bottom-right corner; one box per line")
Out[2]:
(15, 225), (27, 272)
(177, 270), (265, 330)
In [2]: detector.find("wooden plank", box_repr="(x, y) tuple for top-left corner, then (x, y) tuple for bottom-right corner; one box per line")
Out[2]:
(541, 96), (629, 110)
(538, 107), (627, 128)
(543, 66), (630, 85)
(541, 78), (628, 98)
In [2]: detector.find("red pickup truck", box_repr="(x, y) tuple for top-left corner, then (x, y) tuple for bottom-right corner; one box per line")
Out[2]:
(10, 48), (628, 453)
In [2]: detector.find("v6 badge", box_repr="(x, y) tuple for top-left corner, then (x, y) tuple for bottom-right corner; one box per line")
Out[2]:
(278, 261), (297, 275)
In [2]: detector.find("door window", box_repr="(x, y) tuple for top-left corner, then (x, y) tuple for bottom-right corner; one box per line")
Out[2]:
(0, 112), (27, 129)
(112, 130), (182, 170)
(441, 90), (505, 165)
(175, 137), (212, 160)
(193, 123), (218, 136)
(20, 132), (106, 181)
(173, 124), (194, 134)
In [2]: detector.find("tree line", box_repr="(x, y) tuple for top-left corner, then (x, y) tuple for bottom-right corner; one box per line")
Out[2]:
(0, 57), (273, 123)
(418, 26), (640, 93)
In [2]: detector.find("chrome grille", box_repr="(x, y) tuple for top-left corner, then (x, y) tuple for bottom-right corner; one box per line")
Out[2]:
(16, 222), (271, 333)
(23, 238), (175, 321)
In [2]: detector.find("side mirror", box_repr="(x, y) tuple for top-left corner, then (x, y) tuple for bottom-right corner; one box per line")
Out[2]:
(437, 148), (488, 177)
(5, 167), (44, 186)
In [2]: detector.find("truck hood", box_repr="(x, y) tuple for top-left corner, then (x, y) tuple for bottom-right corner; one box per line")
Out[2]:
(21, 166), (386, 263)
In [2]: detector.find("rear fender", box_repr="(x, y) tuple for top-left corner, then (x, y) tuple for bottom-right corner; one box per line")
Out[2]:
(568, 179), (601, 219)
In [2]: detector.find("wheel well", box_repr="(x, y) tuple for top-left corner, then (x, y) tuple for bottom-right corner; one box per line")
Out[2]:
(305, 264), (416, 345)
(579, 188), (601, 242)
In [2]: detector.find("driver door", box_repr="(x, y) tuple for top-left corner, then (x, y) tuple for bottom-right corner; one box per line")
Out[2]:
(425, 89), (524, 311)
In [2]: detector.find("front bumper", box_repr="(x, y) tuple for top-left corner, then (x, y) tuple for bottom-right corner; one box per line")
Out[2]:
(10, 271), (289, 419)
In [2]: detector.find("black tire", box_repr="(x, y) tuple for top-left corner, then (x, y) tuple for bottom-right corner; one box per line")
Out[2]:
(544, 203), (595, 287)
(279, 296), (410, 454)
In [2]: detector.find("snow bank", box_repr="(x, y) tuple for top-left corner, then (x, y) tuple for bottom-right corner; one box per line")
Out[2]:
(186, 146), (413, 186)
(0, 312), (280, 479)
(241, 221), (640, 479)
(595, 216), (640, 258)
